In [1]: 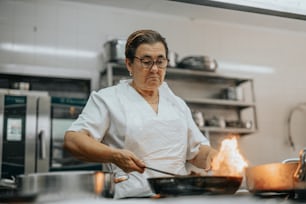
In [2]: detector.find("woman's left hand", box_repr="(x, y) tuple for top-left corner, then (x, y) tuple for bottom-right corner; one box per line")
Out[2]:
(111, 148), (146, 173)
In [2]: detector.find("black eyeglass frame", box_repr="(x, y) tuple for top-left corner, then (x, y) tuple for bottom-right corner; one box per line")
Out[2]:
(134, 56), (169, 70)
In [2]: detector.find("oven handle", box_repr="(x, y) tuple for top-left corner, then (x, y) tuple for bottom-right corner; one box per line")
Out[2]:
(38, 130), (46, 159)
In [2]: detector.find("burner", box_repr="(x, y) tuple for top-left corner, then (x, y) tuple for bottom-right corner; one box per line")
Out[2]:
(294, 189), (306, 201)
(253, 190), (306, 202)
(254, 191), (294, 199)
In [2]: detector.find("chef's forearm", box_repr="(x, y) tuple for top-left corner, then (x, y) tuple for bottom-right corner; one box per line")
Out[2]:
(64, 130), (114, 163)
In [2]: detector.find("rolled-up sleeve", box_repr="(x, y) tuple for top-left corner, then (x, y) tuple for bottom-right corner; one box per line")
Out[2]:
(68, 91), (110, 141)
(177, 98), (210, 160)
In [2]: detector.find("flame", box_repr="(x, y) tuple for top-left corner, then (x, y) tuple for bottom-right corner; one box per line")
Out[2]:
(211, 136), (248, 176)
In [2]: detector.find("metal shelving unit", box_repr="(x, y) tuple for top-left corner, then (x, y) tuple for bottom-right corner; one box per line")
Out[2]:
(101, 63), (258, 136)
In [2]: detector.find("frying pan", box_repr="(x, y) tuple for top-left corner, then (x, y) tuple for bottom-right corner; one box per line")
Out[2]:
(147, 175), (242, 196)
(245, 148), (306, 196)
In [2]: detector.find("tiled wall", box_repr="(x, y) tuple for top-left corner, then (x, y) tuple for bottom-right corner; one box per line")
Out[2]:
(1, 0), (306, 165)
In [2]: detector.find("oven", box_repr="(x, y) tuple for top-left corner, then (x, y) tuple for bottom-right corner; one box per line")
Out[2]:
(50, 96), (102, 171)
(0, 89), (50, 179)
(0, 90), (101, 179)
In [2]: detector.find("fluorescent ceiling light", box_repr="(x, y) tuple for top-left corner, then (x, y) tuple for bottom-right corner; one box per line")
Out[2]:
(0, 43), (97, 58)
(218, 61), (275, 74)
(173, 0), (306, 20)
(210, 0), (306, 15)
(0, 63), (94, 78)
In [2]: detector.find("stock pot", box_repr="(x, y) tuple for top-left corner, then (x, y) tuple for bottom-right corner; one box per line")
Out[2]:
(0, 171), (128, 202)
(245, 148), (306, 195)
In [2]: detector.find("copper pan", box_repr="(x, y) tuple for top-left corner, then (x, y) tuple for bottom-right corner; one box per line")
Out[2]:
(245, 148), (306, 194)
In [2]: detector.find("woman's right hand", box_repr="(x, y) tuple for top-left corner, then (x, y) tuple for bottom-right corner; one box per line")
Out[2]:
(111, 148), (146, 173)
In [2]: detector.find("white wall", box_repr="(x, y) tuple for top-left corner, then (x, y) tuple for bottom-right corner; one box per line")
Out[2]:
(1, 0), (306, 165)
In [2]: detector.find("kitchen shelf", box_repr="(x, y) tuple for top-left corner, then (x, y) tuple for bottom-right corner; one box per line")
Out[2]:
(166, 68), (250, 86)
(101, 63), (258, 136)
(185, 98), (255, 109)
(199, 126), (256, 135)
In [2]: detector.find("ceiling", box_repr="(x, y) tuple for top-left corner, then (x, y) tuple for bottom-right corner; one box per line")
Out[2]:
(172, 0), (306, 20)
(64, 0), (306, 32)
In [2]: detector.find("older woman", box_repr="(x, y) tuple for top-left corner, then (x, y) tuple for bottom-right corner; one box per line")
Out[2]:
(64, 29), (217, 199)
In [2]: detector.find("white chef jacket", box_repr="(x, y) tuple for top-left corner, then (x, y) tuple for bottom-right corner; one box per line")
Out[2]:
(68, 79), (210, 199)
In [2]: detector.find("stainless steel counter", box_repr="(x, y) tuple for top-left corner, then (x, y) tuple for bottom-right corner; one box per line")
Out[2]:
(37, 196), (293, 204)
(32, 190), (302, 204)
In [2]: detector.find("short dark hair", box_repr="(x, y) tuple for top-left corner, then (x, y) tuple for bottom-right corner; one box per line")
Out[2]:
(125, 29), (169, 62)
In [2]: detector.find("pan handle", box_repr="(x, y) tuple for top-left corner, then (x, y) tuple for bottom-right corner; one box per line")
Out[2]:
(0, 177), (17, 190)
(282, 158), (299, 163)
(294, 148), (306, 182)
(145, 167), (181, 176)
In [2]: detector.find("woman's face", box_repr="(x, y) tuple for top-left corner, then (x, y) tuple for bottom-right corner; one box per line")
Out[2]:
(126, 42), (167, 91)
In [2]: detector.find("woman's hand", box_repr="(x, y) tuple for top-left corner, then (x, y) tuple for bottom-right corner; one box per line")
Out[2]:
(111, 148), (146, 173)
(64, 131), (146, 173)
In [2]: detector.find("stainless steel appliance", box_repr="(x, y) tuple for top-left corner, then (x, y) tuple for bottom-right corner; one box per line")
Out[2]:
(50, 97), (102, 171)
(103, 39), (126, 64)
(0, 89), (51, 179)
(177, 55), (218, 71)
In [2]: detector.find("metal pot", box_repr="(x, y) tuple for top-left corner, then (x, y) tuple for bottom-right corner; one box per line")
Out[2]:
(221, 86), (244, 101)
(168, 50), (179, 67)
(103, 39), (126, 64)
(245, 148), (306, 195)
(147, 175), (242, 196)
(0, 171), (128, 202)
(177, 56), (218, 72)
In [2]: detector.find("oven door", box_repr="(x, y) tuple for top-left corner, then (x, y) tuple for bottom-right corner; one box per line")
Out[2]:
(0, 91), (50, 179)
(50, 97), (102, 171)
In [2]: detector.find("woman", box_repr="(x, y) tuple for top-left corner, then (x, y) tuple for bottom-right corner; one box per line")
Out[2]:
(64, 29), (218, 199)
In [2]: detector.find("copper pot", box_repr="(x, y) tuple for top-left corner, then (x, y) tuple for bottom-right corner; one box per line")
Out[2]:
(245, 148), (306, 194)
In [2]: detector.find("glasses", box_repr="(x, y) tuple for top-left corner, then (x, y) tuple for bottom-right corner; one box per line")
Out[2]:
(134, 56), (168, 70)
